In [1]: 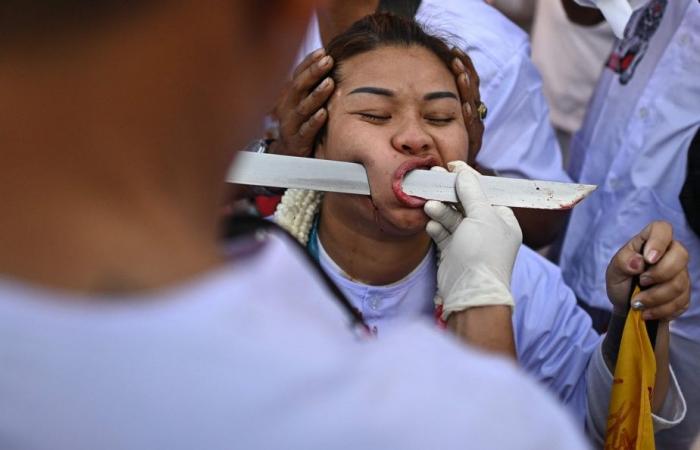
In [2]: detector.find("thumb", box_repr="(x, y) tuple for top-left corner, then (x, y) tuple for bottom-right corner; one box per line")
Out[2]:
(448, 161), (491, 218)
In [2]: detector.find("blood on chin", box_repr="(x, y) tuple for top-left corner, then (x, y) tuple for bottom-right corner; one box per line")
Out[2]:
(362, 194), (429, 235)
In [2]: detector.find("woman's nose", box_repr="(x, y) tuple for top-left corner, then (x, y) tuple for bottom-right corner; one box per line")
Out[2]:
(391, 120), (433, 155)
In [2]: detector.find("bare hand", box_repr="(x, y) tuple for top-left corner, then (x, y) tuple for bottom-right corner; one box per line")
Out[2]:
(449, 47), (484, 165)
(270, 48), (335, 158)
(606, 221), (690, 321)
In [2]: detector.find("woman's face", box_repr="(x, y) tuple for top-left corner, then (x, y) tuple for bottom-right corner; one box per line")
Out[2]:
(317, 44), (469, 236)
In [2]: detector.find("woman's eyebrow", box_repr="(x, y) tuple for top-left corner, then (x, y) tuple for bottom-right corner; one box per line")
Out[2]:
(424, 91), (458, 101)
(348, 86), (394, 97)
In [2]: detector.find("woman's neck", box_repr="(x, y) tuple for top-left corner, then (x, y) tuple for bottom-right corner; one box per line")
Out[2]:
(318, 203), (431, 286)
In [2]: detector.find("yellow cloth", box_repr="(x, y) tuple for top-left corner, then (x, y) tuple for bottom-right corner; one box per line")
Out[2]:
(604, 288), (656, 450)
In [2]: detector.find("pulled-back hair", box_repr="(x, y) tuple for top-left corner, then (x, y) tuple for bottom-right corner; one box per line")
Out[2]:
(325, 12), (455, 84)
(318, 12), (483, 160)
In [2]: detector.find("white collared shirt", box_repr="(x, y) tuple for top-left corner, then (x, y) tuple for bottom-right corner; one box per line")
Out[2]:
(560, 3), (700, 446)
(561, 0), (700, 341)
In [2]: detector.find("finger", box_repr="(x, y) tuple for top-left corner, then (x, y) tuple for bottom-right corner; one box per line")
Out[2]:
(447, 160), (470, 173)
(606, 246), (645, 290)
(292, 48), (326, 79)
(454, 169), (491, 218)
(297, 108), (327, 141)
(638, 240), (689, 287)
(632, 269), (689, 310)
(295, 77), (334, 118)
(641, 291), (690, 321)
(424, 200), (462, 234)
(290, 55), (334, 104)
(451, 57), (470, 102)
(426, 219), (451, 247)
(493, 206), (522, 240)
(633, 221), (673, 265)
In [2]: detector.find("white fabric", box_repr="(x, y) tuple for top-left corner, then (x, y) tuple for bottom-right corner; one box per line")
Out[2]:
(318, 235), (687, 438)
(561, 0), (700, 341)
(560, 2), (700, 447)
(297, 0), (571, 182)
(317, 237), (436, 335)
(0, 232), (590, 450)
(425, 163), (521, 318)
(532, 0), (616, 134)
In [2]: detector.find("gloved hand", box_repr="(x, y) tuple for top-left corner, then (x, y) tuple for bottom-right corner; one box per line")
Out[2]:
(424, 161), (522, 320)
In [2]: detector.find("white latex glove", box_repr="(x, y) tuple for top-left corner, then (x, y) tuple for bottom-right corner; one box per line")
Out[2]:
(424, 161), (522, 320)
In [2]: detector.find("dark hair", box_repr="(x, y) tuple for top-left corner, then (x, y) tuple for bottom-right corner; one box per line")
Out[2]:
(317, 12), (483, 160)
(325, 12), (455, 87)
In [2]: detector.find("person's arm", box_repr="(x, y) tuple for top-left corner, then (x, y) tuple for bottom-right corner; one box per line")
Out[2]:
(425, 162), (522, 360)
(447, 306), (516, 358)
(586, 221), (689, 443)
(603, 221), (689, 409)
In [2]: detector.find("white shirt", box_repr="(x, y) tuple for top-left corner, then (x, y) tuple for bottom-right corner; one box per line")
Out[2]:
(317, 235), (686, 444)
(0, 231), (589, 450)
(561, 0), (700, 339)
(560, 2), (700, 447)
(298, 0), (571, 182)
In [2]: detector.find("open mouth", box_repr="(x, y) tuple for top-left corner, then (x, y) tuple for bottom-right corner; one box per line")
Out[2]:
(391, 155), (440, 208)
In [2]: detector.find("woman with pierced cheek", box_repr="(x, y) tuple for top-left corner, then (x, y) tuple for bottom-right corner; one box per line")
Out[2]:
(273, 12), (689, 445)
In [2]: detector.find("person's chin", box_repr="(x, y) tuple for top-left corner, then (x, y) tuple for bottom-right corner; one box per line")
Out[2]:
(382, 207), (429, 236)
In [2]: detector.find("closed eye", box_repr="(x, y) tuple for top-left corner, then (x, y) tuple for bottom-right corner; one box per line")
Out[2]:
(426, 116), (455, 125)
(355, 112), (390, 123)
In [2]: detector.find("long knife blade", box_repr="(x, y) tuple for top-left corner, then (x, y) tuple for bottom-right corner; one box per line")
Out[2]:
(227, 152), (596, 210)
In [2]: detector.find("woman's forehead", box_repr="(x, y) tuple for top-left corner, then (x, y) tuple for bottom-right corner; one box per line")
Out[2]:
(336, 45), (457, 95)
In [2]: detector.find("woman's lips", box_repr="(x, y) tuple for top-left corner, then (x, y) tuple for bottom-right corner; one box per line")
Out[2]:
(391, 155), (440, 208)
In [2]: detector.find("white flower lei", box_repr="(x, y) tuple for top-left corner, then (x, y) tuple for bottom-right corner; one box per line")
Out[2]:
(273, 189), (323, 245)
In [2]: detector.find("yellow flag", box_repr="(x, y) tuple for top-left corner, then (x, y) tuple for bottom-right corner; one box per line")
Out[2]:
(604, 287), (656, 450)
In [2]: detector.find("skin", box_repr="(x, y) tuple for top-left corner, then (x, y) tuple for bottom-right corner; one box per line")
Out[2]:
(315, 45), (516, 357)
(0, 0), (315, 294)
(316, 45), (468, 282)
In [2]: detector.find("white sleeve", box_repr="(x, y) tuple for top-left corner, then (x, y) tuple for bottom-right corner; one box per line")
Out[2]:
(476, 41), (572, 183)
(585, 343), (687, 445)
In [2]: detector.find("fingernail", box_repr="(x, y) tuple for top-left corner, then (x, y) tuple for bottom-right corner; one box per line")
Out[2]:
(646, 249), (659, 264)
(464, 102), (472, 116)
(318, 56), (332, 68)
(643, 311), (653, 320)
(629, 255), (643, 271)
(314, 108), (326, 119)
(312, 48), (325, 59)
(454, 58), (466, 72)
(461, 72), (470, 87)
(631, 300), (645, 311)
(639, 274), (653, 286)
(319, 77), (331, 89)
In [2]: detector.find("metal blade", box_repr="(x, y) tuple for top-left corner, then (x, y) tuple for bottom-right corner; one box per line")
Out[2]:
(228, 152), (369, 195)
(401, 169), (597, 210)
(227, 152), (596, 210)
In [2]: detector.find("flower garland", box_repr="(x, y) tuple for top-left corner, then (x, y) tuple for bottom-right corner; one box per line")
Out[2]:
(273, 188), (323, 245)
